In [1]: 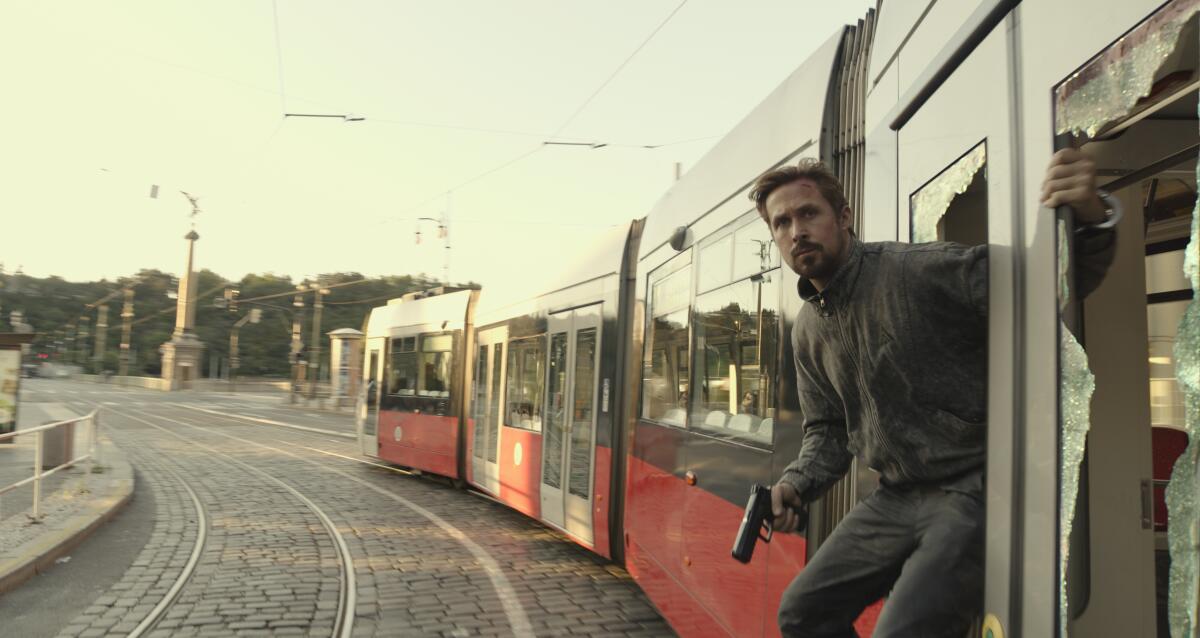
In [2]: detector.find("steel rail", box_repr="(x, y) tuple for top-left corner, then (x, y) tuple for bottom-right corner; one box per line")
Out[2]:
(104, 406), (357, 638)
(146, 405), (536, 638)
(126, 458), (209, 638)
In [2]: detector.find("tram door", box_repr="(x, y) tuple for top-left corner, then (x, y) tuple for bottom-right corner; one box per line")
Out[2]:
(888, 15), (1019, 631)
(541, 304), (601, 544)
(359, 342), (384, 457)
(472, 326), (506, 496)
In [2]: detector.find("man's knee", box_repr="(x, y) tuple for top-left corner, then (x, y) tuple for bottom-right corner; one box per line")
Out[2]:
(778, 571), (855, 638)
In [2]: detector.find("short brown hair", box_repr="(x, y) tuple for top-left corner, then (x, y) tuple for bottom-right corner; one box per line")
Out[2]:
(749, 158), (848, 220)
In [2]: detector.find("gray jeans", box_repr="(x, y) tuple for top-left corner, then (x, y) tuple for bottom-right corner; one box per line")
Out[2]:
(778, 472), (984, 638)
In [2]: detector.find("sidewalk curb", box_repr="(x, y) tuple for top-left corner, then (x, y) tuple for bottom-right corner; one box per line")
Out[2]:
(0, 439), (134, 596)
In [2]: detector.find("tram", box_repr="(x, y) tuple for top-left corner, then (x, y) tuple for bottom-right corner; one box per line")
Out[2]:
(360, 287), (479, 477)
(358, 0), (1199, 635)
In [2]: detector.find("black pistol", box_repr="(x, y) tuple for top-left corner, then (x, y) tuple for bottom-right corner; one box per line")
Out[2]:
(731, 484), (774, 564)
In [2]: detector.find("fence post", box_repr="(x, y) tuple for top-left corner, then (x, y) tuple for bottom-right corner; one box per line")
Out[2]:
(91, 412), (102, 470)
(32, 430), (43, 521)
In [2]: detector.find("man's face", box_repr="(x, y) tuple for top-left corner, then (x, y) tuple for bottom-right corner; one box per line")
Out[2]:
(765, 179), (852, 289)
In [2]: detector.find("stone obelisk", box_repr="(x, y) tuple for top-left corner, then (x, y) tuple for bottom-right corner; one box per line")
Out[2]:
(160, 194), (206, 390)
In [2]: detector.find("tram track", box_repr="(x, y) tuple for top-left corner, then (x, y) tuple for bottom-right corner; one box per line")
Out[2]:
(94, 404), (359, 638)
(24, 398), (214, 638)
(120, 452), (208, 638)
(129, 403), (538, 638)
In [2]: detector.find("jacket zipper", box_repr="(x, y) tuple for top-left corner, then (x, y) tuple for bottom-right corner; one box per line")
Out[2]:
(828, 299), (913, 483)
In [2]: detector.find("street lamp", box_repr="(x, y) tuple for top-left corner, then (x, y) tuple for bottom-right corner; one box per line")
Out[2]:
(414, 215), (450, 284)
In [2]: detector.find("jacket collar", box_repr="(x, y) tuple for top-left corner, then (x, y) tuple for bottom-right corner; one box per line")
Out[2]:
(797, 238), (864, 309)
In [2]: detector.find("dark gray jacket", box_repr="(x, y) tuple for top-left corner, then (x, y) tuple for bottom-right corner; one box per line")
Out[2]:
(781, 229), (1116, 500)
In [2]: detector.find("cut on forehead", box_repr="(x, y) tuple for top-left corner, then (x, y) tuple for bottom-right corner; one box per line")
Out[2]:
(749, 158), (848, 220)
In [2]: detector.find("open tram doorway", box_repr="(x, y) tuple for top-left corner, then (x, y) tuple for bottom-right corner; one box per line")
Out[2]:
(541, 304), (601, 545)
(472, 326), (506, 496)
(1054, 6), (1198, 635)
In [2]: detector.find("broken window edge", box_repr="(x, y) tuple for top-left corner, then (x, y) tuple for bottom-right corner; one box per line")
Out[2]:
(1054, 0), (1200, 137)
(911, 143), (987, 244)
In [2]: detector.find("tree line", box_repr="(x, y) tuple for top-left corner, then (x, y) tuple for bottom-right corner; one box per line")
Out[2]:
(0, 267), (456, 378)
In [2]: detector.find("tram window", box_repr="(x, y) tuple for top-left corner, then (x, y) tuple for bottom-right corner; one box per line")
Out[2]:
(488, 343), (502, 463)
(387, 336), (418, 397)
(568, 328), (598, 498)
(698, 234), (733, 293)
(910, 141), (988, 246)
(417, 333), (453, 398)
(691, 273), (780, 445)
(642, 259), (692, 426)
(543, 332), (569, 488)
(1148, 300), (1189, 429)
(732, 216), (780, 280)
(1146, 249), (1191, 295)
(472, 344), (487, 460)
(505, 335), (545, 431)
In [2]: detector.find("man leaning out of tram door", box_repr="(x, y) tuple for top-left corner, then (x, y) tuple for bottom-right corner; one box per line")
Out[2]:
(755, 150), (1119, 638)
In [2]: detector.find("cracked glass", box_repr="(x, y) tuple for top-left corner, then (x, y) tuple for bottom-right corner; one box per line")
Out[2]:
(1054, 2), (1199, 632)
(1165, 160), (1199, 637)
(1055, 0), (1200, 137)
(910, 143), (987, 243)
(1057, 219), (1096, 638)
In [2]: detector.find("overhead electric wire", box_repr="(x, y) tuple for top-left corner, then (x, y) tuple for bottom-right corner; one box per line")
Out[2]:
(323, 293), (408, 306)
(237, 277), (373, 304)
(546, 0), (689, 140)
(390, 0), (689, 222)
(130, 282), (231, 327)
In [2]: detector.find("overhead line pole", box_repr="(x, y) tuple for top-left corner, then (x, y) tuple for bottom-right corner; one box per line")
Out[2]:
(119, 288), (135, 376)
(93, 305), (109, 374)
(307, 285), (329, 400)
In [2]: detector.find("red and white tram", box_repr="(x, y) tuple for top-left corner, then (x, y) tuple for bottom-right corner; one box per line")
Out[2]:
(465, 222), (642, 556)
(358, 0), (1200, 635)
(361, 288), (479, 479)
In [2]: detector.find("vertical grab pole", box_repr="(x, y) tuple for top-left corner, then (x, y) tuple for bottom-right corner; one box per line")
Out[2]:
(33, 430), (43, 520)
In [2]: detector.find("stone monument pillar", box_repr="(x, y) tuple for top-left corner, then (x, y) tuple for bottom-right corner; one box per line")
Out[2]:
(327, 328), (364, 406)
(159, 230), (205, 390)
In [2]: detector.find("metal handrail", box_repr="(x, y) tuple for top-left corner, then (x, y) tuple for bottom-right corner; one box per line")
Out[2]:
(0, 410), (100, 521)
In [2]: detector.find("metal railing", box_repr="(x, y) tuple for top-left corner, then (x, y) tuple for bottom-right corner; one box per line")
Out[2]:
(0, 410), (100, 521)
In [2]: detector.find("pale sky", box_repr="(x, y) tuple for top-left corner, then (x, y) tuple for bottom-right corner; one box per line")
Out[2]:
(0, 1), (875, 297)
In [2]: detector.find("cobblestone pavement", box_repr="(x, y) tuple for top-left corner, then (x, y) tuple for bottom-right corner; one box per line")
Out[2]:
(47, 381), (674, 638)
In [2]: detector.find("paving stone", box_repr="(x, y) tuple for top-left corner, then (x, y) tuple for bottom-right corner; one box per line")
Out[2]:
(49, 397), (675, 638)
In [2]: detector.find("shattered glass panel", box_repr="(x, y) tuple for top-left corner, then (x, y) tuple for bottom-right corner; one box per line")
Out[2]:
(1055, 0), (1200, 137)
(1165, 161), (1199, 637)
(1057, 219), (1096, 638)
(1054, 4), (1200, 633)
(910, 143), (986, 243)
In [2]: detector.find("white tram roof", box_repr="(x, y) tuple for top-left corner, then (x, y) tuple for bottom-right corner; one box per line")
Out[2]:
(867, 0), (994, 125)
(473, 220), (635, 326)
(365, 289), (475, 339)
(638, 30), (843, 262)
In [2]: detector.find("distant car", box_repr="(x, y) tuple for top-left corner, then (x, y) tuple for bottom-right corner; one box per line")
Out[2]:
(20, 363), (38, 378)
